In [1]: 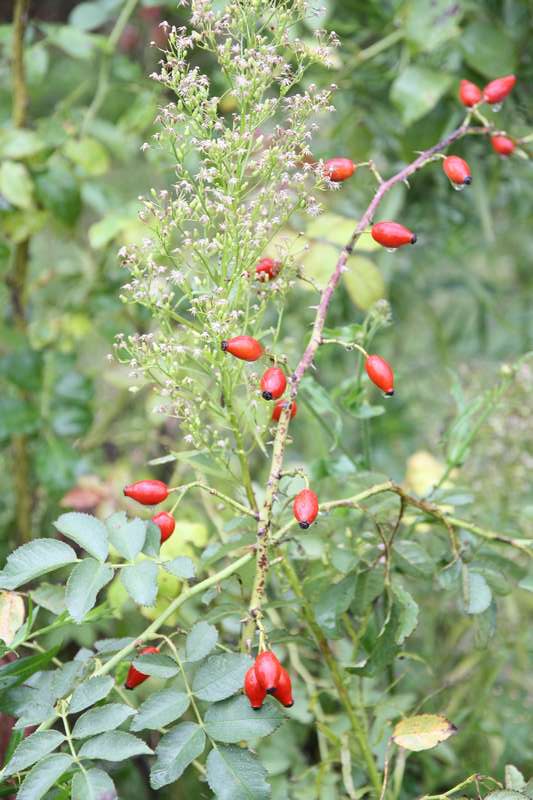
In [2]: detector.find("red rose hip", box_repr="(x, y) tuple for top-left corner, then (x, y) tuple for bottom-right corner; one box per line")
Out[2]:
(293, 488), (319, 529)
(365, 355), (394, 396)
(324, 157), (356, 182)
(244, 666), (266, 710)
(260, 367), (287, 401)
(459, 79), (482, 107)
(152, 511), (175, 543)
(483, 74), (516, 105)
(491, 135), (515, 156)
(272, 399), (297, 422)
(125, 646), (160, 690)
(254, 651), (282, 694)
(371, 221), (417, 248)
(221, 336), (263, 361)
(272, 667), (294, 708)
(443, 156), (472, 186)
(256, 257), (281, 282)
(124, 480), (169, 505)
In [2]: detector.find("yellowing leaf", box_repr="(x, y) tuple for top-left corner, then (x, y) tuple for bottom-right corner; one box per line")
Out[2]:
(306, 213), (380, 252)
(343, 256), (386, 310)
(392, 714), (457, 752)
(0, 591), (25, 645)
(404, 451), (446, 495)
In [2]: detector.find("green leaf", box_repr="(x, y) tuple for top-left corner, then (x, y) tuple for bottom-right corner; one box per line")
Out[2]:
(72, 703), (136, 739)
(46, 25), (96, 60)
(0, 397), (39, 440)
(186, 622), (218, 662)
(30, 583), (66, 615)
(343, 256), (386, 311)
(142, 521), (161, 558)
(0, 160), (35, 209)
(392, 714), (457, 751)
(132, 653), (179, 679)
(0, 539), (77, 590)
(34, 163), (81, 227)
(518, 574), (533, 593)
(106, 513), (146, 561)
(54, 513), (109, 562)
(69, 1), (113, 30)
(71, 767), (117, 800)
(121, 560), (158, 607)
(150, 722), (206, 789)
(3, 731), (65, 777)
(463, 568), (492, 615)
(393, 540), (435, 577)
(461, 22), (516, 78)
(393, 584), (419, 645)
(314, 576), (355, 638)
(78, 731), (152, 761)
(65, 559), (114, 624)
(505, 765), (527, 792)
(205, 695), (286, 743)
(0, 128), (46, 159)
(192, 653), (252, 702)
(485, 793), (530, 800)
(17, 754), (73, 800)
(130, 689), (190, 732)
(94, 637), (136, 654)
(64, 137), (110, 177)
(404, 0), (463, 52)
(206, 745), (271, 800)
(163, 556), (196, 579)
(0, 647), (60, 692)
(69, 676), (114, 714)
(390, 67), (452, 126)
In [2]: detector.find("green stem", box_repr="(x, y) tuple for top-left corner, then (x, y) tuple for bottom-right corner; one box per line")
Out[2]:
(282, 559), (382, 797)
(169, 480), (258, 519)
(226, 401), (258, 513)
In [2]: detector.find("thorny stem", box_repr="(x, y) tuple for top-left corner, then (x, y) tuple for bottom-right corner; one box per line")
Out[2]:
(419, 773), (501, 800)
(8, 0), (32, 545)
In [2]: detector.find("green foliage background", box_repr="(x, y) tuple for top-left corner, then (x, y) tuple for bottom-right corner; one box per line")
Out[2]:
(0, 0), (532, 797)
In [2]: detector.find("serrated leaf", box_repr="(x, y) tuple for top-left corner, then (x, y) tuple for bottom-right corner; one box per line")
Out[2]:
(130, 689), (189, 732)
(69, 676), (114, 714)
(17, 754), (73, 800)
(0, 591), (25, 645)
(142, 522), (161, 557)
(3, 731), (65, 777)
(393, 584), (419, 645)
(0, 160), (34, 209)
(392, 714), (457, 751)
(205, 695), (286, 743)
(186, 622), (218, 662)
(505, 765), (526, 791)
(150, 722), (205, 789)
(121, 560), (158, 607)
(71, 767), (117, 800)
(94, 637), (135, 654)
(66, 559), (114, 623)
(106, 513), (146, 561)
(132, 652), (179, 679)
(0, 647), (60, 691)
(314, 576), (355, 638)
(78, 731), (152, 761)
(54, 513), (109, 561)
(72, 703), (136, 739)
(206, 745), (270, 800)
(192, 653), (252, 702)
(163, 556), (196, 579)
(30, 583), (66, 614)
(0, 539), (77, 590)
(463, 569), (492, 615)
(485, 793), (530, 800)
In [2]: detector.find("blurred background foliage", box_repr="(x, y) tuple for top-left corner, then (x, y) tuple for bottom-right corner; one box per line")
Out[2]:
(0, 0), (532, 797)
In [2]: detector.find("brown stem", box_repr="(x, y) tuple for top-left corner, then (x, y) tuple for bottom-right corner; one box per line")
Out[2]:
(9, 0), (32, 544)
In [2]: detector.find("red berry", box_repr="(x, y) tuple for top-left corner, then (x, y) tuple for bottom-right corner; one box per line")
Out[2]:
(442, 156), (472, 186)
(293, 489), (319, 530)
(324, 157), (356, 182)
(491, 135), (515, 156)
(371, 221), (416, 249)
(151, 511), (175, 543)
(272, 667), (294, 708)
(124, 646), (159, 690)
(244, 666), (266, 710)
(365, 355), (394, 396)
(124, 480), (169, 505)
(483, 74), (516, 105)
(272, 399), (297, 422)
(256, 257), (281, 282)
(119, 24), (140, 52)
(260, 367), (287, 401)
(458, 79), (482, 107)
(254, 651), (282, 694)
(221, 336), (263, 362)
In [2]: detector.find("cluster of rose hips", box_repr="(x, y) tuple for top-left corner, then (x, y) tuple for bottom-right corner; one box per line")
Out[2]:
(123, 480), (175, 542)
(244, 650), (293, 709)
(459, 74), (517, 156)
